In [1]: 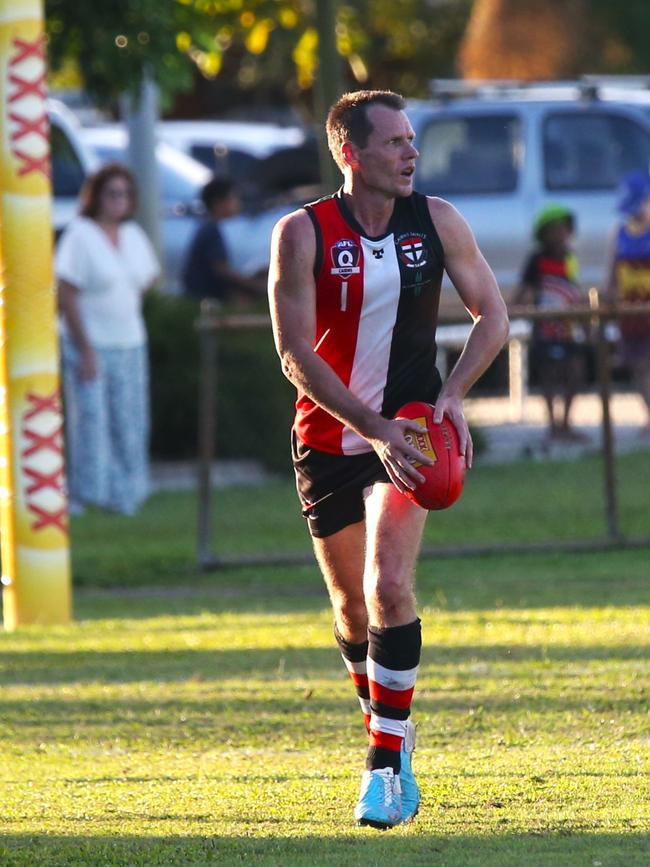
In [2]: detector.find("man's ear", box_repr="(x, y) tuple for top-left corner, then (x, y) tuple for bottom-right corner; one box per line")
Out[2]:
(341, 141), (359, 169)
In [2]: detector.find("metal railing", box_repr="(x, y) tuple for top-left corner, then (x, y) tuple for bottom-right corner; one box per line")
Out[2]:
(195, 298), (650, 569)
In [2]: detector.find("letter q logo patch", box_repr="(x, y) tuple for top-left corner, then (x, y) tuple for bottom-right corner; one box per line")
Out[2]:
(330, 239), (361, 277)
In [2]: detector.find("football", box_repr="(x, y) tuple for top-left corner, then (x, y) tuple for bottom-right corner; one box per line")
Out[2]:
(394, 401), (466, 510)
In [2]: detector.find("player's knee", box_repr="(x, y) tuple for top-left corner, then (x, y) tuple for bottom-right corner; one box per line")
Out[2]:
(367, 576), (412, 620)
(333, 593), (367, 634)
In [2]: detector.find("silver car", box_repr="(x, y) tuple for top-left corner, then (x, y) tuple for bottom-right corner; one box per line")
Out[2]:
(52, 112), (317, 292)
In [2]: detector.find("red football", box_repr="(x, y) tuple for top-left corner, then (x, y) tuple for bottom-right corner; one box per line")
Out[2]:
(394, 401), (466, 510)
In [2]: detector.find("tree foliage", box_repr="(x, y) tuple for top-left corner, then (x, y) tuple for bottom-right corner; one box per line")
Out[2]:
(459, 0), (650, 81)
(45, 0), (472, 111)
(588, 0), (650, 74)
(45, 0), (650, 112)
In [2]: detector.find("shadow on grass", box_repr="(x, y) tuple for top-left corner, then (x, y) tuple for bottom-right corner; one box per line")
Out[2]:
(3, 689), (648, 742)
(2, 643), (649, 686)
(0, 832), (649, 867)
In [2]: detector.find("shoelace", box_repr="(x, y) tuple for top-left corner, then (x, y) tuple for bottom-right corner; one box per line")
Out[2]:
(377, 770), (394, 806)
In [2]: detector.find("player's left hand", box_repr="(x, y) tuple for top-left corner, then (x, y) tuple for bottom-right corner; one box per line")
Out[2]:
(433, 393), (472, 469)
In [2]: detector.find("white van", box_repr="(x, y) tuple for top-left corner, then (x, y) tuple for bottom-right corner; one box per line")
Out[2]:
(408, 79), (650, 307)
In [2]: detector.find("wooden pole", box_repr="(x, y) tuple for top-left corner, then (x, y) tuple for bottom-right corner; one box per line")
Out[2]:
(196, 301), (218, 566)
(589, 291), (621, 541)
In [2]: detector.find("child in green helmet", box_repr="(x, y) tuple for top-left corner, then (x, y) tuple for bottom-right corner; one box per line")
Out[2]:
(512, 204), (588, 443)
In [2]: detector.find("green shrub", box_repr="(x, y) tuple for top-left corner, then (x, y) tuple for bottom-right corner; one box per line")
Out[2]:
(144, 292), (295, 473)
(144, 292), (200, 460)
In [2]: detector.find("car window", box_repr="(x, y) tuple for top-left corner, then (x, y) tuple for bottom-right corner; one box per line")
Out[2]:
(544, 112), (650, 191)
(50, 122), (85, 198)
(189, 143), (220, 170)
(189, 141), (321, 212)
(156, 143), (210, 199)
(191, 144), (263, 197)
(416, 114), (520, 195)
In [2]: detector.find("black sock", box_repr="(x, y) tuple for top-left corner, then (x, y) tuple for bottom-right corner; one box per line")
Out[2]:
(366, 619), (422, 774)
(334, 625), (371, 731)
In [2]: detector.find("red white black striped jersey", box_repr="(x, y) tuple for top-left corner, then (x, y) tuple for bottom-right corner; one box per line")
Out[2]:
(295, 188), (444, 455)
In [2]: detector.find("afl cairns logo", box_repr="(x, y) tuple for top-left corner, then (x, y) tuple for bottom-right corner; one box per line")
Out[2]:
(397, 232), (428, 268)
(330, 239), (361, 277)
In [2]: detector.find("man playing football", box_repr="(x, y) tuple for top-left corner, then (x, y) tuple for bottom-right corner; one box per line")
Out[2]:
(268, 90), (508, 828)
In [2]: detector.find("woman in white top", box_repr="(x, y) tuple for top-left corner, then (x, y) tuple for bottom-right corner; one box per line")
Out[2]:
(56, 163), (160, 515)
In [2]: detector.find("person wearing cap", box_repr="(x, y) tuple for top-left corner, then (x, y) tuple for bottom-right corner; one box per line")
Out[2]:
(605, 170), (650, 437)
(512, 204), (587, 443)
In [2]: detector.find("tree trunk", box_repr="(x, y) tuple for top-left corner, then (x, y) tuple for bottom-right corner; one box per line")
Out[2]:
(121, 70), (164, 275)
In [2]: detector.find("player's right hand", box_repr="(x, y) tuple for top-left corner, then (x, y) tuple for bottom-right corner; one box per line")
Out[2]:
(365, 416), (435, 494)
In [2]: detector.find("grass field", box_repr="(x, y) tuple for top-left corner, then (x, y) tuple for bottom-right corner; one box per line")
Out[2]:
(1, 451), (649, 865)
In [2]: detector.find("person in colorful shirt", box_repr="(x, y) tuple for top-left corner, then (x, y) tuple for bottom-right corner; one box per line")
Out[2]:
(513, 204), (587, 442)
(605, 170), (650, 437)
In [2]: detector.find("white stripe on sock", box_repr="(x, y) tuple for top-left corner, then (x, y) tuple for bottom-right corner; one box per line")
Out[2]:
(341, 657), (367, 675)
(367, 658), (418, 690)
(370, 714), (406, 738)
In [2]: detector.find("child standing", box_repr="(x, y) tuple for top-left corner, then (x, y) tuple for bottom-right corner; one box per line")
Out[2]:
(513, 204), (587, 442)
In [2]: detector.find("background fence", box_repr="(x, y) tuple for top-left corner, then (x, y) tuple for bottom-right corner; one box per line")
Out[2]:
(195, 299), (650, 569)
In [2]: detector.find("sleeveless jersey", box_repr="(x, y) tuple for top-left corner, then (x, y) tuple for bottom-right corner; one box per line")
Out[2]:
(296, 189), (444, 455)
(615, 222), (650, 340)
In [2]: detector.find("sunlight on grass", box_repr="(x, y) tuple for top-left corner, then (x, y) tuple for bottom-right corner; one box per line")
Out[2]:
(1, 451), (650, 864)
(1, 569), (649, 865)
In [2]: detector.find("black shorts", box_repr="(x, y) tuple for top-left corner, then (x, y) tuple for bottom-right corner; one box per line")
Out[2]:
(291, 430), (390, 538)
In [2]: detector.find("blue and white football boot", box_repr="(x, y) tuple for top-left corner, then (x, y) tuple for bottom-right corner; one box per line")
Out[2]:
(354, 766), (402, 829)
(399, 720), (421, 822)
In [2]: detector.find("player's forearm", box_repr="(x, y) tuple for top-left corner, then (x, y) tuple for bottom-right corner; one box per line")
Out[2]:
(441, 308), (509, 400)
(279, 342), (380, 439)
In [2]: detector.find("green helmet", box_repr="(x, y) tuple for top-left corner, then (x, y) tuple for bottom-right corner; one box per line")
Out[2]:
(533, 204), (575, 240)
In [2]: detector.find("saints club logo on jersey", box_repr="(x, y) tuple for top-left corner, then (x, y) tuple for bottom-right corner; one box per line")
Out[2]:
(330, 239), (361, 277)
(397, 232), (428, 269)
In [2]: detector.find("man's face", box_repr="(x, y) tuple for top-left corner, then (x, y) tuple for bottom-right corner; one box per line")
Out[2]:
(541, 219), (572, 249)
(350, 104), (418, 197)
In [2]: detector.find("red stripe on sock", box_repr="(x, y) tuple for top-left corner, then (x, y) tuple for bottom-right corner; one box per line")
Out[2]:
(368, 679), (414, 709)
(369, 729), (402, 751)
(350, 672), (369, 689)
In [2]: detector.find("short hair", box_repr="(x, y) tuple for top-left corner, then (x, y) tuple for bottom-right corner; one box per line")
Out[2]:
(79, 162), (137, 220)
(201, 176), (234, 211)
(326, 90), (406, 171)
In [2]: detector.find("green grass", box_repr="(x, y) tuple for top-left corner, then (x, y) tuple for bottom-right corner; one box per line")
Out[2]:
(1, 451), (649, 864)
(67, 449), (650, 587)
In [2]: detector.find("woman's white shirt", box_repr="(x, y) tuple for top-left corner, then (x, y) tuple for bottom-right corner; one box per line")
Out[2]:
(55, 216), (160, 348)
